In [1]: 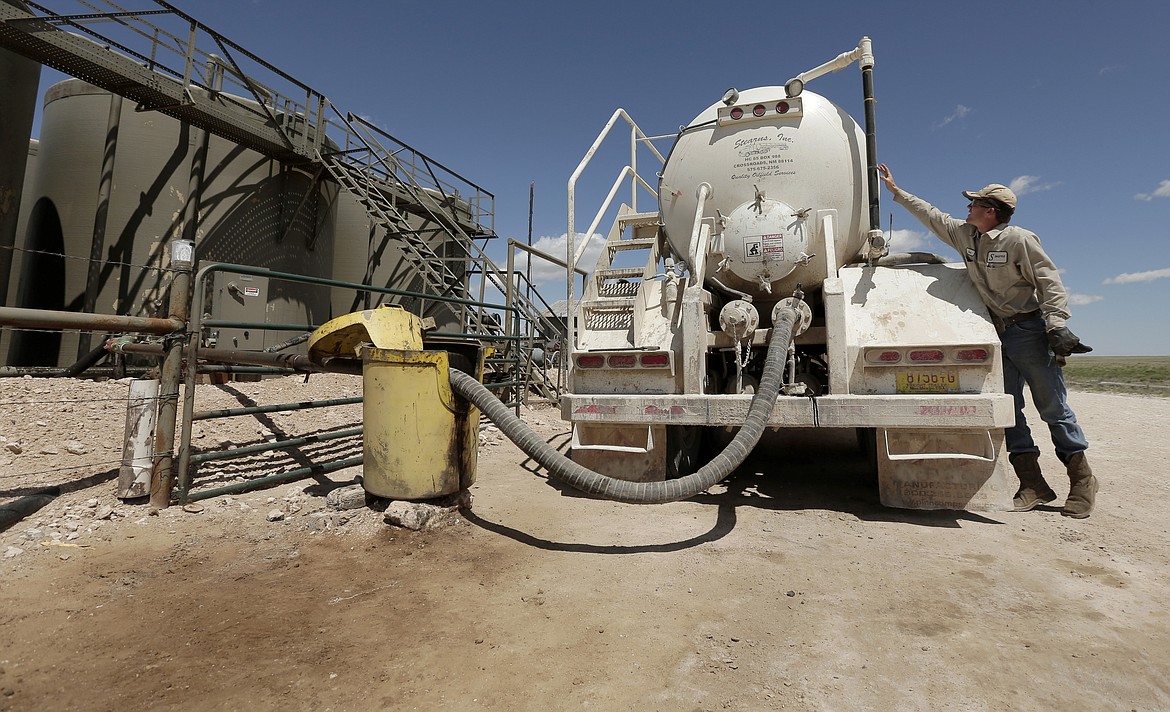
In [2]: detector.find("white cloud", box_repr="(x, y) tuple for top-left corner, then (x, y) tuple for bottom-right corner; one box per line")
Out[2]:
(933, 104), (971, 129)
(1068, 293), (1104, 306)
(886, 228), (932, 252)
(1134, 179), (1170, 201)
(512, 232), (606, 285)
(1103, 267), (1170, 285)
(1009, 175), (1060, 196)
(1098, 64), (1125, 76)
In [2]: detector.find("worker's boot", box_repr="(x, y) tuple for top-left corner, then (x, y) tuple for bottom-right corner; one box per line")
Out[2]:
(1010, 451), (1057, 512)
(1062, 452), (1098, 519)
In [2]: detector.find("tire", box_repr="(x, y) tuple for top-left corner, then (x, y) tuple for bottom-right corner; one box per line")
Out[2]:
(855, 427), (879, 483)
(666, 425), (703, 478)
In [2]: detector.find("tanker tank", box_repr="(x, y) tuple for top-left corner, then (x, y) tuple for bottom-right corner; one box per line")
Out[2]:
(657, 86), (869, 301)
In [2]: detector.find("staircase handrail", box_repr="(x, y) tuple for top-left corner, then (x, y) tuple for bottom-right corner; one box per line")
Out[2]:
(565, 109), (666, 357)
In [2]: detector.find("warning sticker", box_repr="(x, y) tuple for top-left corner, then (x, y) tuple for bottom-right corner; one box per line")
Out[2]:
(744, 234), (784, 263)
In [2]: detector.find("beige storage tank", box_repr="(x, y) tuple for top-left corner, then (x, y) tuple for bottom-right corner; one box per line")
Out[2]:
(5, 78), (337, 367)
(0, 14), (39, 312)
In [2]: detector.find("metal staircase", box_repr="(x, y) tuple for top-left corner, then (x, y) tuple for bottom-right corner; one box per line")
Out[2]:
(576, 207), (661, 351)
(0, 0), (561, 401)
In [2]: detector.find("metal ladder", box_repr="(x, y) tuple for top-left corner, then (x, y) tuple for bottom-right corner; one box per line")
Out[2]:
(577, 208), (661, 350)
(318, 113), (566, 398)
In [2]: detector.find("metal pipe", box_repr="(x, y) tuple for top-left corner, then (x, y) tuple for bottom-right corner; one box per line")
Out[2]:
(189, 427), (361, 465)
(0, 306), (182, 334)
(192, 396), (362, 421)
(183, 455), (364, 502)
(508, 238), (590, 276)
(152, 120), (205, 511)
(786, 42), (865, 89)
(688, 183), (713, 282)
(859, 37), (880, 234)
(109, 339), (363, 375)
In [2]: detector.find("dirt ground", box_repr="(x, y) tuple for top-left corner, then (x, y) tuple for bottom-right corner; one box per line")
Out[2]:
(1, 373), (1168, 712)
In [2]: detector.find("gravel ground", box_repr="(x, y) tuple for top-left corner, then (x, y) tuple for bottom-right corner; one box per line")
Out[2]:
(1, 374), (1168, 711)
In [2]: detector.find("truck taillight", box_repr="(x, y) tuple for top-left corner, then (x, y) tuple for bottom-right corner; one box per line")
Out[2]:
(752, 104), (766, 117)
(910, 349), (945, 363)
(776, 101), (790, 113)
(640, 353), (670, 367)
(955, 348), (989, 362)
(730, 107), (744, 120)
(865, 349), (902, 364)
(577, 355), (604, 368)
(608, 354), (636, 368)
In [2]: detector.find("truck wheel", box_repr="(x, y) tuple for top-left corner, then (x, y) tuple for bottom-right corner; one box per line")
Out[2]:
(855, 427), (878, 483)
(666, 425), (703, 478)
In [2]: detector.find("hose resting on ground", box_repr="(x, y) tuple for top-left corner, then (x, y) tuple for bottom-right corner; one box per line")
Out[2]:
(448, 306), (799, 504)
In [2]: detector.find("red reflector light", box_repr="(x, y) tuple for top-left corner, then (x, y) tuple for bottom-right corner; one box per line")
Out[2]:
(640, 353), (670, 367)
(865, 350), (901, 364)
(730, 107), (744, 120)
(577, 355), (604, 368)
(752, 104), (766, 117)
(910, 349), (945, 363)
(608, 354), (636, 368)
(776, 101), (790, 113)
(956, 348), (989, 362)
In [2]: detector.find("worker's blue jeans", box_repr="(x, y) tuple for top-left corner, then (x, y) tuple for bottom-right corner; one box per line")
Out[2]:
(1000, 315), (1089, 464)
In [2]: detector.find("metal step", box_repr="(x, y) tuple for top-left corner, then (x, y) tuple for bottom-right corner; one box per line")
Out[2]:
(581, 296), (635, 309)
(618, 211), (661, 227)
(599, 282), (640, 298)
(609, 237), (658, 252)
(596, 267), (645, 280)
(583, 310), (634, 331)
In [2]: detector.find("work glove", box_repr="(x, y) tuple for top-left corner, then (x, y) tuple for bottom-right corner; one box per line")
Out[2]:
(1047, 326), (1093, 357)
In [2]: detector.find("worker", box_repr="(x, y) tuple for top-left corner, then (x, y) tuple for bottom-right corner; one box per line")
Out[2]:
(877, 164), (1098, 518)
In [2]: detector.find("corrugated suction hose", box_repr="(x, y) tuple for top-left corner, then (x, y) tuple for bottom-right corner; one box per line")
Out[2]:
(448, 305), (799, 504)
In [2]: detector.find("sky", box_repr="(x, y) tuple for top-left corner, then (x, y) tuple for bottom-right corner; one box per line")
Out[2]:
(24, 0), (1170, 355)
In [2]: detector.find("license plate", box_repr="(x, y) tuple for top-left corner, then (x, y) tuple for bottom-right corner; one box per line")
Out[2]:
(896, 370), (960, 394)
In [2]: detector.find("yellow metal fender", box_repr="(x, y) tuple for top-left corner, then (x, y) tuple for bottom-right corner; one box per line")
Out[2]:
(307, 305), (425, 362)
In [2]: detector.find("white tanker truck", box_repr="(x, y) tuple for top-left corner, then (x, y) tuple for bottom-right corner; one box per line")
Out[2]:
(560, 38), (1017, 511)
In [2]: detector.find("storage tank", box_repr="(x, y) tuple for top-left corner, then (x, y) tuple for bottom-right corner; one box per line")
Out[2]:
(6, 78), (336, 366)
(658, 86), (868, 299)
(0, 1), (40, 309)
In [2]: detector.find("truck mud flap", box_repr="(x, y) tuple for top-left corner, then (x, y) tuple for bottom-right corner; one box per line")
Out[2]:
(876, 428), (1011, 512)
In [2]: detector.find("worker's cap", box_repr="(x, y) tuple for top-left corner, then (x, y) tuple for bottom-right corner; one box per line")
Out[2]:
(962, 184), (1017, 210)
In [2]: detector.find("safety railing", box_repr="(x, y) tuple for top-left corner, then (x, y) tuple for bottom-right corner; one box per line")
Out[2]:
(1, 0), (331, 159)
(565, 109), (667, 355)
(506, 239), (590, 405)
(170, 262), (523, 502)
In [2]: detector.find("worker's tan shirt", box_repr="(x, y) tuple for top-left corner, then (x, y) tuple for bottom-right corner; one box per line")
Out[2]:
(892, 188), (1070, 330)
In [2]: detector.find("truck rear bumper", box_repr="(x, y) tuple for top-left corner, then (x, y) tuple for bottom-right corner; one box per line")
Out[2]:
(561, 393), (1016, 429)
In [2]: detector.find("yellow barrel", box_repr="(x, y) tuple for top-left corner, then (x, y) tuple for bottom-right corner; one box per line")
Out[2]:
(360, 345), (483, 499)
(307, 305), (484, 500)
